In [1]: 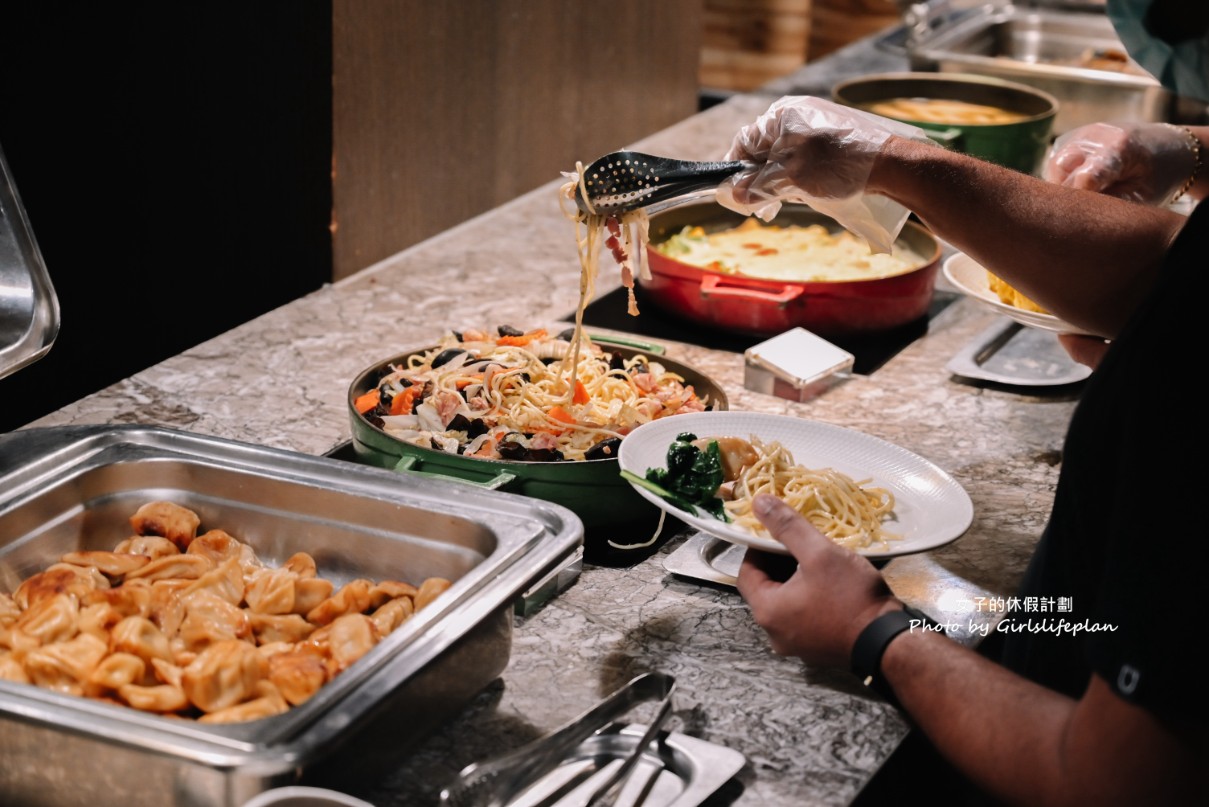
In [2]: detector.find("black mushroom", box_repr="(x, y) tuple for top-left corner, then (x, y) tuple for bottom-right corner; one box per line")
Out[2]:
(584, 437), (622, 460)
(431, 348), (468, 368)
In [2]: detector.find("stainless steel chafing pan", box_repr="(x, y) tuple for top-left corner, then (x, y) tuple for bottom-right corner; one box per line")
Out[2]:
(899, 4), (1181, 134)
(0, 425), (583, 807)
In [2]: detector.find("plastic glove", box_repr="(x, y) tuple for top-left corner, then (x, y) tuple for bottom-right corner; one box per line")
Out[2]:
(717, 96), (931, 254)
(1043, 121), (1198, 205)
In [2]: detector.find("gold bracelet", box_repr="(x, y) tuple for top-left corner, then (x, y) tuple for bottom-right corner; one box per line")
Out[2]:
(1166, 123), (1202, 201)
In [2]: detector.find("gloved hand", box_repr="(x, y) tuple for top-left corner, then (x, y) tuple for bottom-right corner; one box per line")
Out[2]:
(1043, 121), (1198, 205)
(717, 96), (931, 253)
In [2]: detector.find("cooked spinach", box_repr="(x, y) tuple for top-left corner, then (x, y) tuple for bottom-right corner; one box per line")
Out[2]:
(621, 432), (729, 520)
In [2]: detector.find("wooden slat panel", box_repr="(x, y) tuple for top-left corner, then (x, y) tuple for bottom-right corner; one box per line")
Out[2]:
(808, 0), (899, 62)
(332, 0), (703, 280)
(699, 0), (811, 92)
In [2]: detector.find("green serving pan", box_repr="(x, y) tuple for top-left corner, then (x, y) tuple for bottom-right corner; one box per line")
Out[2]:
(347, 337), (729, 559)
(833, 72), (1059, 175)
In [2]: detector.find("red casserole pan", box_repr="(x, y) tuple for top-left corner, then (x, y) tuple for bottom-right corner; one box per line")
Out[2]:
(641, 202), (942, 338)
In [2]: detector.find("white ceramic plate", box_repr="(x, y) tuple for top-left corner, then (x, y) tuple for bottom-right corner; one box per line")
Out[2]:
(618, 411), (973, 558)
(943, 251), (1093, 335)
(242, 786), (375, 807)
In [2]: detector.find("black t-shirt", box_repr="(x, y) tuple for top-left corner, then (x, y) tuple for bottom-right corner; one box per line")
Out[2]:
(998, 200), (1207, 729)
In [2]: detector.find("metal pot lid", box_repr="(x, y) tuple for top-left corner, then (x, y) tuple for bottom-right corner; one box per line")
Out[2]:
(0, 142), (59, 381)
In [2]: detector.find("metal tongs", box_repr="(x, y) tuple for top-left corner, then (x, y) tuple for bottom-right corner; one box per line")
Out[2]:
(439, 672), (676, 807)
(572, 151), (753, 217)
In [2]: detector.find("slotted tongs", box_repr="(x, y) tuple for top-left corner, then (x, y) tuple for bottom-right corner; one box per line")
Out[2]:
(572, 150), (752, 217)
(439, 671), (676, 807)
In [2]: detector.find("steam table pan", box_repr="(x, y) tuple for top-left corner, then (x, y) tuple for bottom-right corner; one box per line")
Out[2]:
(0, 425), (583, 807)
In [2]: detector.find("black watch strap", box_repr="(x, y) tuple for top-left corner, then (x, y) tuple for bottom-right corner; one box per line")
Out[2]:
(851, 605), (938, 704)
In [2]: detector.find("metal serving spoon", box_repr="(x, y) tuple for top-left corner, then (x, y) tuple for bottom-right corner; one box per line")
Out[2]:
(573, 150), (752, 216)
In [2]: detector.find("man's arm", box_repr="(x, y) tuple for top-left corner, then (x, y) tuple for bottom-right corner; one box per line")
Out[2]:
(737, 496), (1204, 807)
(867, 136), (1187, 338)
(881, 629), (1204, 807)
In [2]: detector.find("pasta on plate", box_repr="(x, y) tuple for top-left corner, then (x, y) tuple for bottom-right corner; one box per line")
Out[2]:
(722, 436), (899, 551)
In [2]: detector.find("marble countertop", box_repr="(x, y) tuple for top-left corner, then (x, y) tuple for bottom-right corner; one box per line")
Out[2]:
(15, 32), (1081, 807)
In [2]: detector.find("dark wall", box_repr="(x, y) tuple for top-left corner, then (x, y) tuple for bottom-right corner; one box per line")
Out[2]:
(0, 2), (333, 432)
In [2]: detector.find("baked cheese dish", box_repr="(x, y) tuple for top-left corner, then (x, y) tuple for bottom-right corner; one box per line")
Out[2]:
(653, 218), (922, 282)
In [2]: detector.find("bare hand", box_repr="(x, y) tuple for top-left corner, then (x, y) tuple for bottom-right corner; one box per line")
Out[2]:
(735, 494), (899, 667)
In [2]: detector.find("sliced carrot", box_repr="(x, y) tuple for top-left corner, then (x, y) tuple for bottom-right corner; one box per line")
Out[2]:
(548, 405), (577, 425)
(389, 385), (422, 416)
(572, 380), (590, 405)
(496, 328), (548, 347)
(354, 389), (381, 414)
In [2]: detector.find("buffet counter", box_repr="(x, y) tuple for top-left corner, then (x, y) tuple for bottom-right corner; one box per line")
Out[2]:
(14, 32), (1078, 807)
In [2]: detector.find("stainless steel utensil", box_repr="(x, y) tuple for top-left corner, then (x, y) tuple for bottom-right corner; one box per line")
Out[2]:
(439, 672), (676, 807)
(581, 684), (674, 807)
(572, 151), (750, 216)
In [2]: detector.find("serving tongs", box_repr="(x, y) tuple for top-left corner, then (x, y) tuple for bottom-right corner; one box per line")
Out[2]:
(572, 150), (752, 217)
(440, 672), (676, 807)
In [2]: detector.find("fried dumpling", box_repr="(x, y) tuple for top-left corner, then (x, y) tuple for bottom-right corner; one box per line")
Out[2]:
(176, 591), (252, 653)
(15, 592), (80, 645)
(87, 652), (148, 692)
(182, 639), (268, 714)
(197, 680), (288, 724)
(110, 615), (174, 666)
(313, 613), (381, 672)
(24, 632), (108, 694)
(14, 564), (108, 610)
(124, 554), (213, 583)
(113, 535), (180, 560)
(60, 550), (152, 579)
(119, 681), (189, 713)
(414, 577), (452, 611)
(267, 648), (329, 706)
(369, 596), (414, 635)
(249, 612), (316, 646)
(129, 501), (201, 551)
(305, 579), (374, 626)
(244, 567), (298, 615)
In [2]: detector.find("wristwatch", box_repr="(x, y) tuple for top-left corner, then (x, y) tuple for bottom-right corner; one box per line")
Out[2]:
(850, 605), (940, 704)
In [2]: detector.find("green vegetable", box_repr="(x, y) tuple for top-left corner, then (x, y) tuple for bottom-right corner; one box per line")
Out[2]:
(653, 226), (704, 258)
(622, 432), (729, 521)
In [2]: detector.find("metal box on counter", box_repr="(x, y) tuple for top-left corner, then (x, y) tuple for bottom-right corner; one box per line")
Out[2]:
(894, 3), (1194, 134)
(744, 327), (854, 402)
(0, 425), (582, 807)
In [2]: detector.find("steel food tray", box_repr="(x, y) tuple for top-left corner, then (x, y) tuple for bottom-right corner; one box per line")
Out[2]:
(662, 532), (744, 589)
(0, 425), (583, 807)
(0, 143), (59, 380)
(946, 317), (1092, 387)
(897, 4), (1178, 133)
